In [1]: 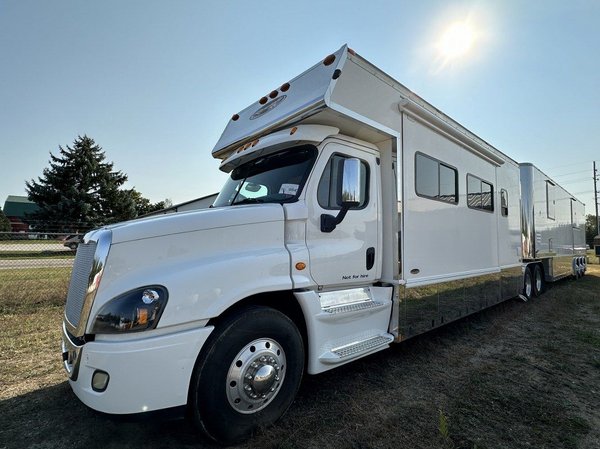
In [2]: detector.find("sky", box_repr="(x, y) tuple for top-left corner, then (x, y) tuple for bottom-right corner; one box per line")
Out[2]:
(1, 0), (599, 212)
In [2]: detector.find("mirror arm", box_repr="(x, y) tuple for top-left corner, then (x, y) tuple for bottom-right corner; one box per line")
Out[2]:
(320, 202), (357, 233)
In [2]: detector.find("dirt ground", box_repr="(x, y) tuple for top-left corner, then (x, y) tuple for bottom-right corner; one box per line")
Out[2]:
(1, 266), (599, 449)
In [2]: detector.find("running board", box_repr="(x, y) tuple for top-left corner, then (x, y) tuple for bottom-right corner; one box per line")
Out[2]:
(322, 300), (384, 314)
(318, 333), (394, 364)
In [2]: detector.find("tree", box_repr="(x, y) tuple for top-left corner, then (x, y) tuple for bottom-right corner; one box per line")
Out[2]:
(586, 214), (599, 246)
(0, 207), (11, 237)
(128, 189), (169, 216)
(26, 135), (137, 232)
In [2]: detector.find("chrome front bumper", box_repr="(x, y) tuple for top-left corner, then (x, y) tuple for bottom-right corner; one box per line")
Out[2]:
(61, 322), (84, 381)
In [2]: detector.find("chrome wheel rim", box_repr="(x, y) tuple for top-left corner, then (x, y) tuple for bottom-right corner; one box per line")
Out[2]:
(535, 270), (542, 292)
(226, 338), (286, 414)
(525, 274), (532, 298)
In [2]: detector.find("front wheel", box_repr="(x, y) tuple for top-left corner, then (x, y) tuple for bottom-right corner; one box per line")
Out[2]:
(189, 306), (304, 445)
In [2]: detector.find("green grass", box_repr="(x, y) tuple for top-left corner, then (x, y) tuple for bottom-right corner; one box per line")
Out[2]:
(0, 251), (74, 259)
(0, 267), (71, 314)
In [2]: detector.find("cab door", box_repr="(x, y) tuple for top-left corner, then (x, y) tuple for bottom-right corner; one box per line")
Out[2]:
(305, 140), (381, 288)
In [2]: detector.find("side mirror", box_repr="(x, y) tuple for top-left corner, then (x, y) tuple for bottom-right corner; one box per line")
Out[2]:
(321, 158), (363, 233)
(340, 158), (362, 207)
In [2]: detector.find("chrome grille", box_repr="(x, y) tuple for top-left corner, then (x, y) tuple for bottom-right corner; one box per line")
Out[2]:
(65, 241), (98, 327)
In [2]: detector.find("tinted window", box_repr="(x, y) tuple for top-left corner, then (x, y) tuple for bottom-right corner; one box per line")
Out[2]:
(318, 154), (368, 209)
(467, 175), (482, 208)
(546, 181), (555, 219)
(416, 154), (438, 198)
(500, 189), (508, 216)
(415, 153), (457, 204)
(467, 174), (494, 212)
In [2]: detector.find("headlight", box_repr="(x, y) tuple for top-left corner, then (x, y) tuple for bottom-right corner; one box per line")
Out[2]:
(91, 286), (168, 334)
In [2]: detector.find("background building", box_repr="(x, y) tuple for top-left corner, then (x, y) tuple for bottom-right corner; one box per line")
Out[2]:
(2, 195), (39, 233)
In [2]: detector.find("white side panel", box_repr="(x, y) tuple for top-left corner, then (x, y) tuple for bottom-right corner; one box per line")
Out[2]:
(495, 160), (522, 266)
(526, 165), (585, 257)
(572, 199), (586, 252)
(403, 116), (501, 282)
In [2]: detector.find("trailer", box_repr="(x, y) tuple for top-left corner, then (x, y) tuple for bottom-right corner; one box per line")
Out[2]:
(61, 45), (587, 444)
(520, 163), (587, 294)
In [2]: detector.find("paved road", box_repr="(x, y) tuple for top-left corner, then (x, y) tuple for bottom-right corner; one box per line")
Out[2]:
(0, 258), (74, 270)
(0, 242), (71, 252)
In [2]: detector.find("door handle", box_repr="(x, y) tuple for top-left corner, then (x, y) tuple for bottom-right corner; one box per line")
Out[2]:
(366, 247), (375, 270)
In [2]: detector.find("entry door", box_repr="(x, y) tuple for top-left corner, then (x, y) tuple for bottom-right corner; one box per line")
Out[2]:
(305, 141), (380, 287)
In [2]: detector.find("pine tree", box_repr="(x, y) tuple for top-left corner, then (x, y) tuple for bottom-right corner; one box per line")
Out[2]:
(26, 135), (137, 232)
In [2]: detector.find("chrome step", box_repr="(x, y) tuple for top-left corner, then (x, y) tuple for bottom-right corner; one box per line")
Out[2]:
(319, 333), (394, 364)
(322, 300), (384, 314)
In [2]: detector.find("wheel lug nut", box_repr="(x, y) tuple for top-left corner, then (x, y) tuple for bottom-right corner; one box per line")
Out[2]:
(260, 356), (266, 362)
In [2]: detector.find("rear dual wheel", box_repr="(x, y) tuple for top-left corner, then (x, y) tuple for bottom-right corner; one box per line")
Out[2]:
(532, 264), (544, 297)
(523, 264), (544, 299)
(189, 306), (304, 445)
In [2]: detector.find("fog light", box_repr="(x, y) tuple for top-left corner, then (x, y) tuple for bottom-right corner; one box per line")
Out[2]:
(92, 370), (110, 392)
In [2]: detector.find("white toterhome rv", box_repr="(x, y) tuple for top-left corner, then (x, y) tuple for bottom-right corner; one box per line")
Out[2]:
(61, 46), (587, 444)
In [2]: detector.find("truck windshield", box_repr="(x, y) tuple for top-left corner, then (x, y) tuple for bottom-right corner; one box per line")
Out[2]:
(213, 145), (317, 207)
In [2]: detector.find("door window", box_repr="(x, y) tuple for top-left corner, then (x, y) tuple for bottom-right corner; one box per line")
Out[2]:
(317, 154), (369, 209)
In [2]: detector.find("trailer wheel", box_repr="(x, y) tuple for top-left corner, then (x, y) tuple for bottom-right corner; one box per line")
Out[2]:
(572, 258), (582, 279)
(523, 267), (533, 300)
(188, 306), (304, 445)
(532, 264), (544, 297)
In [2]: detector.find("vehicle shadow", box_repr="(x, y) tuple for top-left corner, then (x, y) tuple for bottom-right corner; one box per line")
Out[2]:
(0, 382), (210, 449)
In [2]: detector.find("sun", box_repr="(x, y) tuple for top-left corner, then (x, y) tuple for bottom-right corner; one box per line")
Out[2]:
(438, 21), (475, 60)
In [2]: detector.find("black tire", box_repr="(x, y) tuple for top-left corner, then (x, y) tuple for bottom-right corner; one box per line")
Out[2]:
(189, 306), (304, 445)
(523, 267), (533, 300)
(68, 243), (78, 250)
(532, 264), (544, 297)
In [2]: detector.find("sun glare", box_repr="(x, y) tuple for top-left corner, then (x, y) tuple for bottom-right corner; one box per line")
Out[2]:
(438, 21), (475, 60)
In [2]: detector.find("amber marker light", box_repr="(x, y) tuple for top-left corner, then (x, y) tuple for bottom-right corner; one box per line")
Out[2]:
(251, 139), (260, 147)
(280, 82), (290, 92)
(290, 127), (298, 135)
(347, 48), (356, 56)
(231, 114), (240, 121)
(295, 262), (306, 271)
(269, 90), (278, 99)
(136, 307), (149, 325)
(323, 54), (336, 66)
(259, 96), (268, 105)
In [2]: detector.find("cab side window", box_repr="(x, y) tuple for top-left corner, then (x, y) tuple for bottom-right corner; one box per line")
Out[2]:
(317, 154), (369, 209)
